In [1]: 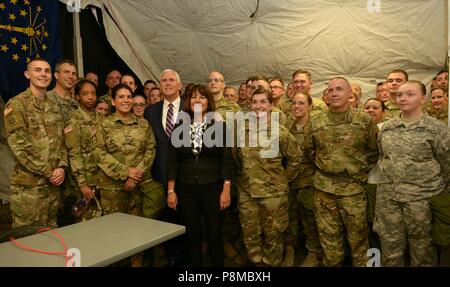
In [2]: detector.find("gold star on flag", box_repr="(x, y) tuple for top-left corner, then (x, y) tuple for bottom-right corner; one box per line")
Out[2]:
(12, 54), (19, 61)
(6, 25), (12, 31)
(10, 0), (17, 4)
(21, 44), (28, 51)
(0, 44), (9, 52)
(36, 30), (41, 36)
(24, 0), (30, 5)
(11, 37), (18, 45)
(36, 6), (42, 13)
(42, 44), (47, 51)
(0, 3), (5, 10)
(20, 9), (27, 17)
(9, 13), (16, 21)
(26, 57), (30, 63)
(43, 31), (49, 38)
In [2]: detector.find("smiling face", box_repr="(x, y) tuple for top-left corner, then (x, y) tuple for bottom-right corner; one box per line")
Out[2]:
(292, 93), (311, 119)
(190, 90), (209, 117)
(25, 59), (52, 91)
(160, 70), (182, 101)
(55, 63), (77, 91)
(293, 73), (312, 95)
(132, 95), (146, 118)
(431, 88), (448, 109)
(328, 78), (352, 112)
(251, 92), (272, 119)
(112, 87), (133, 117)
(364, 99), (384, 124)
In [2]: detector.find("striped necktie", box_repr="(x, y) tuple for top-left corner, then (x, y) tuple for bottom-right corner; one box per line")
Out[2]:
(165, 103), (174, 137)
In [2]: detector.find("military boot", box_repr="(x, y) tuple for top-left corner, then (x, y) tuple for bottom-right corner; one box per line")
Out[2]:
(281, 245), (295, 267)
(300, 252), (321, 267)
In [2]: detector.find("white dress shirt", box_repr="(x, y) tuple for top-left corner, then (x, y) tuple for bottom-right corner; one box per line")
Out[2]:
(162, 96), (181, 130)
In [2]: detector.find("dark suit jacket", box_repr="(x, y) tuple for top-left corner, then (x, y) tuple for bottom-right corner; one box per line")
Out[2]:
(167, 120), (233, 185)
(144, 99), (184, 187)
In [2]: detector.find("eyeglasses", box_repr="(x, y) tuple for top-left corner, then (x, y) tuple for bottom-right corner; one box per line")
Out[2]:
(207, 78), (224, 83)
(133, 103), (146, 107)
(269, 85), (283, 90)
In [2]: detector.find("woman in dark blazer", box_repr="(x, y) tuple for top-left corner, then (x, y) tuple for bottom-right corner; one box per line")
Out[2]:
(167, 84), (233, 267)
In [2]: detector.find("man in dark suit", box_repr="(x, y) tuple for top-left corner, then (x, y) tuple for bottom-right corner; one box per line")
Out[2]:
(144, 69), (185, 266)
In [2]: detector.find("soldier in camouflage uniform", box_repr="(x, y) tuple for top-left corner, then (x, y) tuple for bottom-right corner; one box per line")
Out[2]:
(0, 95), (16, 202)
(46, 59), (80, 226)
(237, 82), (250, 112)
(238, 87), (301, 266)
(93, 84), (162, 267)
(303, 77), (379, 267)
(47, 59), (79, 124)
(374, 80), (450, 267)
(4, 58), (68, 228)
(64, 79), (102, 221)
(383, 69), (408, 120)
(99, 69), (121, 115)
(285, 93), (323, 267)
(427, 87), (448, 126)
(292, 69), (328, 113)
(92, 84), (162, 217)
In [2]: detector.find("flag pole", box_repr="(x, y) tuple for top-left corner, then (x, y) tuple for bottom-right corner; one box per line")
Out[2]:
(73, 9), (83, 77)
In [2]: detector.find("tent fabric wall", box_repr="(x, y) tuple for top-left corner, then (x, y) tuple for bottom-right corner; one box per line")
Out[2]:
(60, 0), (447, 100)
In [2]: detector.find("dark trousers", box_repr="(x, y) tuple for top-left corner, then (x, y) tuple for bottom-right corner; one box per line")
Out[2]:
(178, 180), (224, 267)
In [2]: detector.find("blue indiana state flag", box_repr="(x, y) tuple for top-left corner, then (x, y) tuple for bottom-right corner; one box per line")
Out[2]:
(0, 0), (61, 101)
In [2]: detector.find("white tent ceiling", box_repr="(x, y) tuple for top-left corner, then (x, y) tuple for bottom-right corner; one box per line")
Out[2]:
(61, 0), (448, 100)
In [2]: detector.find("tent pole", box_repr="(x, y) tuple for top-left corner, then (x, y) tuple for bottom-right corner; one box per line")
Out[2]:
(73, 10), (84, 77)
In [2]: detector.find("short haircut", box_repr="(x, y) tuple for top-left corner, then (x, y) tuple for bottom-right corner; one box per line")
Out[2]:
(55, 59), (76, 73)
(251, 87), (273, 103)
(150, 87), (160, 92)
(376, 81), (386, 88)
(387, 69), (409, 81)
(270, 77), (284, 87)
(436, 70), (448, 77)
(26, 57), (50, 70)
(121, 73), (136, 82)
(253, 74), (269, 84)
(292, 69), (311, 80)
(144, 79), (157, 86)
(246, 76), (256, 86)
(329, 76), (351, 89)
(160, 69), (181, 83)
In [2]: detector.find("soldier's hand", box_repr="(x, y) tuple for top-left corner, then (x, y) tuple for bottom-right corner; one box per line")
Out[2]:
(80, 185), (95, 200)
(124, 178), (137, 192)
(50, 168), (65, 186)
(167, 192), (178, 210)
(128, 167), (144, 181)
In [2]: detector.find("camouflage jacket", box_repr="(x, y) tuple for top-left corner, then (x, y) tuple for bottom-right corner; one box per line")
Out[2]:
(4, 88), (68, 185)
(303, 107), (379, 196)
(64, 108), (102, 188)
(289, 120), (316, 189)
(427, 104), (448, 127)
(239, 122), (301, 198)
(93, 113), (156, 189)
(384, 100), (401, 120)
(311, 97), (328, 113)
(377, 114), (450, 202)
(47, 89), (79, 124)
(215, 96), (241, 121)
